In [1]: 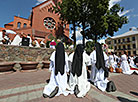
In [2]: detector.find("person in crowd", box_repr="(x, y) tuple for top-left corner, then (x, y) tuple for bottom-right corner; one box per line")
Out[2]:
(11, 33), (22, 46)
(43, 42), (69, 98)
(40, 40), (46, 48)
(90, 43), (109, 91)
(129, 55), (136, 68)
(34, 39), (40, 47)
(108, 52), (118, 72)
(27, 34), (33, 47)
(120, 51), (136, 75)
(50, 40), (56, 49)
(68, 44), (91, 97)
(1, 30), (10, 44)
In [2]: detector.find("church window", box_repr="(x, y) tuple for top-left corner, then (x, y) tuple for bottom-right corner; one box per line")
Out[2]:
(23, 23), (27, 28)
(17, 22), (21, 29)
(44, 17), (56, 30)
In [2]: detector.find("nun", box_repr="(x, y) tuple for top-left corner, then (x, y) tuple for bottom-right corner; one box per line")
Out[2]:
(43, 42), (69, 98)
(90, 43), (109, 91)
(68, 44), (91, 97)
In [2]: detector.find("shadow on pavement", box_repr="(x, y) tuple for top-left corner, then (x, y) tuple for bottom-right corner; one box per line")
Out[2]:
(117, 96), (138, 102)
(130, 91), (138, 96)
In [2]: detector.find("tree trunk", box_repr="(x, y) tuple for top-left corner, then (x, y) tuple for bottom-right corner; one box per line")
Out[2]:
(95, 34), (97, 43)
(73, 22), (76, 48)
(82, 22), (85, 47)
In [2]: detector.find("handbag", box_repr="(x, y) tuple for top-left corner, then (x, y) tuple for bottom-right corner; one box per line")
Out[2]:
(106, 81), (117, 92)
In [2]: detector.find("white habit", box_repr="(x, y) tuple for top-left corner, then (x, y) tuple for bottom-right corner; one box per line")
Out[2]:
(43, 51), (70, 96)
(90, 50), (109, 91)
(68, 52), (91, 97)
(120, 54), (138, 75)
(11, 35), (22, 46)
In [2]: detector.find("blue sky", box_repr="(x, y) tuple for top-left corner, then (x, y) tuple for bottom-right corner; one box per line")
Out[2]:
(0, 0), (138, 40)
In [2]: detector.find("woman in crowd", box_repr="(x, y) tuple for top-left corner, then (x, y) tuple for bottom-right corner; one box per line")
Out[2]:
(120, 51), (138, 75)
(108, 52), (118, 72)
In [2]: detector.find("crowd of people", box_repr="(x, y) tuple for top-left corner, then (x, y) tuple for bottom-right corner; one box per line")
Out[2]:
(43, 42), (138, 99)
(0, 30), (72, 49)
(1, 30), (138, 98)
(108, 50), (138, 75)
(0, 30), (53, 48)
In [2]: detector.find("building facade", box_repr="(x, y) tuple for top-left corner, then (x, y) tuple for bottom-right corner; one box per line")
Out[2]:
(105, 29), (138, 56)
(2, 0), (70, 42)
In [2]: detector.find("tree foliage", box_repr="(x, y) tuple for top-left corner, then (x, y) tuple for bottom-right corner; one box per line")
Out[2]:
(53, 0), (128, 45)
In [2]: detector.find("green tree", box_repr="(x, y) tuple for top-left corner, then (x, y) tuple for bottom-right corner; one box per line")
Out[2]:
(86, 0), (128, 42)
(53, 0), (80, 48)
(85, 41), (95, 55)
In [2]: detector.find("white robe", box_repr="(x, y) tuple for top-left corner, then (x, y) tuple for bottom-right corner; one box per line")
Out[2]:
(68, 52), (91, 97)
(40, 41), (46, 48)
(27, 36), (33, 47)
(11, 35), (22, 46)
(129, 56), (136, 68)
(108, 55), (118, 72)
(43, 51), (70, 96)
(90, 50), (109, 92)
(120, 54), (138, 75)
(35, 40), (40, 47)
(0, 32), (4, 44)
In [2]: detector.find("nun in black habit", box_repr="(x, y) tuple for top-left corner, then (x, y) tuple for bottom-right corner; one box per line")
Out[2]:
(90, 43), (109, 91)
(68, 44), (91, 97)
(43, 42), (69, 98)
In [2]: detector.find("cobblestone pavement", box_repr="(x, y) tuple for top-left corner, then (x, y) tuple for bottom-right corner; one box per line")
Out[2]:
(0, 69), (138, 102)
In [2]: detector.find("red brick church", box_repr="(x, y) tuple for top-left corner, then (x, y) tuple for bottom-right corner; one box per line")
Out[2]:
(1, 0), (70, 42)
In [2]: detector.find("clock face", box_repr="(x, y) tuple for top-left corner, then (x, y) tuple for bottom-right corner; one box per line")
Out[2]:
(44, 17), (56, 30)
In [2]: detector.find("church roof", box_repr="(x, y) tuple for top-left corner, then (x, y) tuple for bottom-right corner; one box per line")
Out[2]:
(7, 21), (14, 25)
(111, 30), (138, 39)
(32, 0), (57, 9)
(0, 27), (7, 31)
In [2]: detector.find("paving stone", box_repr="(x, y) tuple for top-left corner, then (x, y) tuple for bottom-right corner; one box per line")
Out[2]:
(19, 86), (28, 92)
(0, 98), (8, 102)
(28, 91), (38, 100)
(88, 89), (117, 102)
(10, 87), (20, 94)
(6, 95), (18, 102)
(1, 88), (12, 96)
(18, 94), (28, 102)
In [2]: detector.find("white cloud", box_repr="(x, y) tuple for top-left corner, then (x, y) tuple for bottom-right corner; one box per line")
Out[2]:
(36, 0), (47, 5)
(69, 27), (83, 40)
(109, 0), (121, 10)
(98, 39), (105, 44)
(132, 14), (138, 17)
(118, 9), (134, 16)
(109, 0), (133, 17)
(76, 39), (92, 45)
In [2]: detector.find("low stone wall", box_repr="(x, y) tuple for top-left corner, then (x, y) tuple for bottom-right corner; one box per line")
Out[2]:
(0, 44), (54, 62)
(0, 44), (72, 72)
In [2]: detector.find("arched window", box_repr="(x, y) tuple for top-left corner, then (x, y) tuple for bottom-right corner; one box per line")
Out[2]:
(44, 17), (56, 30)
(17, 22), (21, 29)
(23, 23), (27, 28)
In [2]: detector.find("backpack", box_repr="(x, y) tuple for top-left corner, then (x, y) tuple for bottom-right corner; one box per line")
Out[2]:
(106, 81), (117, 92)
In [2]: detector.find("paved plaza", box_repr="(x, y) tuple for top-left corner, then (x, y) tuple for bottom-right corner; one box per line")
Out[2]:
(0, 69), (138, 102)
